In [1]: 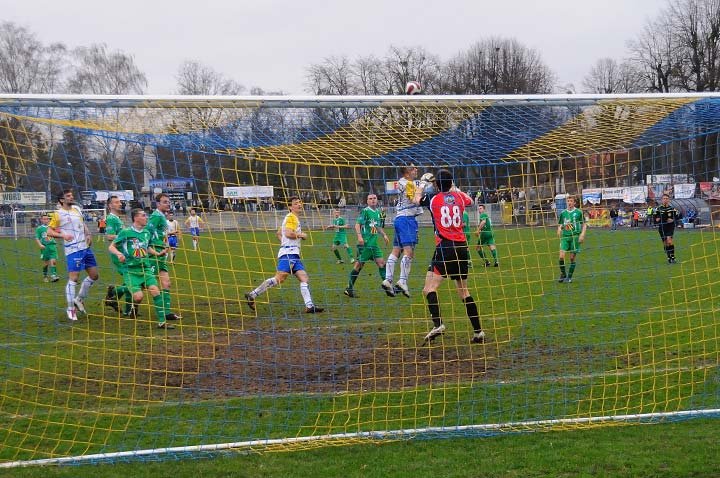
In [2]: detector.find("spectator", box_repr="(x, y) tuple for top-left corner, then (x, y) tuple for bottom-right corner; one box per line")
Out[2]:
(609, 205), (619, 231)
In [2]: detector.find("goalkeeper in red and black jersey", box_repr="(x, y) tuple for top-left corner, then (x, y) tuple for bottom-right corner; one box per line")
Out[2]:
(653, 194), (680, 264)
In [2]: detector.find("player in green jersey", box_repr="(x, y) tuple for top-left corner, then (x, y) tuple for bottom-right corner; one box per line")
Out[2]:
(103, 195), (136, 315)
(475, 204), (498, 267)
(344, 194), (390, 298)
(108, 209), (172, 329)
(35, 214), (59, 282)
(325, 209), (355, 264)
(556, 195), (587, 283)
(146, 193), (181, 321)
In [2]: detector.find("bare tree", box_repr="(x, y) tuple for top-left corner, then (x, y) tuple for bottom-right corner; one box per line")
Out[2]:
(352, 54), (385, 94)
(175, 60), (245, 96)
(305, 55), (353, 95)
(383, 45), (441, 94)
(582, 58), (643, 93)
(67, 44), (147, 95)
(439, 38), (555, 94)
(667, 0), (720, 91)
(629, 0), (720, 92)
(0, 21), (66, 94)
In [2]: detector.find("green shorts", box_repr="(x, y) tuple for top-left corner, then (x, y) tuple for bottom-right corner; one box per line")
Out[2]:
(123, 267), (158, 293)
(560, 235), (581, 253)
(478, 232), (495, 246)
(151, 254), (169, 273)
(357, 244), (383, 263)
(333, 238), (348, 247)
(40, 247), (58, 262)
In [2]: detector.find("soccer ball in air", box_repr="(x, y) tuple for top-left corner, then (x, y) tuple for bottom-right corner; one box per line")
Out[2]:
(405, 81), (422, 95)
(420, 172), (435, 183)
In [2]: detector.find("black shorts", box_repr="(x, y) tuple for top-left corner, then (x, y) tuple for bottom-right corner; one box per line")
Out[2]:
(428, 239), (469, 280)
(659, 224), (675, 239)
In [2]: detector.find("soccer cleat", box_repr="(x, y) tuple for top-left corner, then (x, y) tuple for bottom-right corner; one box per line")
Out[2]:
(558, 276), (566, 283)
(304, 306), (325, 313)
(244, 292), (256, 311)
(123, 305), (140, 318)
(50, 275), (60, 282)
(157, 321), (175, 329)
(669, 257), (676, 264)
(104, 297), (119, 312)
(343, 288), (357, 298)
(471, 331), (486, 344)
(493, 263), (499, 267)
(381, 279), (396, 297)
(485, 261), (491, 267)
(165, 313), (182, 321)
(423, 324), (446, 344)
(395, 282), (411, 298)
(336, 260), (344, 264)
(73, 297), (86, 314)
(105, 285), (116, 300)
(66, 308), (78, 321)
(565, 278), (573, 283)
(43, 276), (49, 283)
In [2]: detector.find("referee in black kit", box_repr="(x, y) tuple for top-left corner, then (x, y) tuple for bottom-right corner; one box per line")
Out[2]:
(654, 193), (680, 264)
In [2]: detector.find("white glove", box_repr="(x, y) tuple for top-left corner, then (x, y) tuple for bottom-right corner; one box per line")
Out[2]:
(419, 180), (429, 189)
(420, 173), (435, 183)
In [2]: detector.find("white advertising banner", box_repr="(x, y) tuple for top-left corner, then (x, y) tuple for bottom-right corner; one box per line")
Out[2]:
(94, 190), (135, 201)
(601, 187), (624, 200)
(673, 183), (696, 199)
(581, 188), (602, 205)
(223, 186), (274, 199)
(0, 191), (47, 205)
(623, 186), (647, 204)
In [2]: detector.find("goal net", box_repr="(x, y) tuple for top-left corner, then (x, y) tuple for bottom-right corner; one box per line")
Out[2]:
(11, 208), (106, 239)
(0, 93), (719, 466)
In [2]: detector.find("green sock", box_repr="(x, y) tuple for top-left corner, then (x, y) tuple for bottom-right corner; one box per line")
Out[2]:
(162, 289), (171, 312)
(348, 269), (360, 289)
(153, 294), (167, 323)
(346, 247), (354, 260)
(491, 249), (498, 262)
(333, 249), (342, 260)
(477, 247), (486, 260)
(379, 265), (386, 280)
(568, 262), (576, 278)
(50, 265), (57, 276)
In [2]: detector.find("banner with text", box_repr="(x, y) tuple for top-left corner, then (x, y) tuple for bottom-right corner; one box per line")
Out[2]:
(223, 186), (274, 199)
(0, 191), (47, 205)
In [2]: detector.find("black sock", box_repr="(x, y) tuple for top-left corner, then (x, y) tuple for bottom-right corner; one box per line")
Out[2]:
(559, 259), (566, 277)
(426, 291), (441, 327)
(464, 296), (481, 332)
(668, 245), (675, 258)
(348, 269), (360, 288)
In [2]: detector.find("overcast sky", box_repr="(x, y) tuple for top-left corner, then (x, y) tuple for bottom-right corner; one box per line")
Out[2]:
(3, 0), (667, 95)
